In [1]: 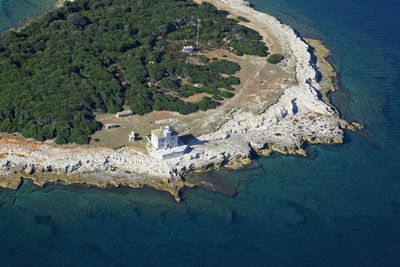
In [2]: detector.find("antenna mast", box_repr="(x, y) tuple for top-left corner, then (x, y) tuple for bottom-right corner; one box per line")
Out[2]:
(196, 19), (201, 47)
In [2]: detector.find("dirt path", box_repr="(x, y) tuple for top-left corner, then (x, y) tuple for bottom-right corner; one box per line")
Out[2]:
(233, 60), (266, 101)
(91, 1), (292, 148)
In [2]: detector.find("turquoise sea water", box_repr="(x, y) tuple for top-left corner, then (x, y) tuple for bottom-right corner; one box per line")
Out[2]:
(0, 0), (56, 32)
(1, 0), (400, 266)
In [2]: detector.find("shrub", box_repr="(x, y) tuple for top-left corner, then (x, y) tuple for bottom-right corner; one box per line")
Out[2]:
(200, 86), (219, 94)
(207, 60), (241, 75)
(197, 96), (220, 111)
(228, 40), (268, 57)
(236, 16), (250, 22)
(218, 90), (234, 98)
(267, 54), (284, 64)
(179, 84), (200, 98)
(158, 77), (178, 91)
(226, 76), (240, 85)
(199, 55), (210, 63)
(212, 94), (224, 101)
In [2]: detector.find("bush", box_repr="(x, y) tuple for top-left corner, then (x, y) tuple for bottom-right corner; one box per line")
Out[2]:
(218, 90), (234, 98)
(226, 76), (240, 85)
(200, 86), (219, 94)
(212, 94), (224, 101)
(207, 60), (241, 75)
(228, 40), (268, 57)
(199, 55), (210, 63)
(179, 84), (200, 98)
(197, 96), (220, 111)
(146, 64), (165, 81)
(236, 16), (250, 22)
(158, 77), (178, 91)
(267, 54), (284, 64)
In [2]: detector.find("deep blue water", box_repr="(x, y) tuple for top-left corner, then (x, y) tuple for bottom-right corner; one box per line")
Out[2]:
(1, 0), (400, 266)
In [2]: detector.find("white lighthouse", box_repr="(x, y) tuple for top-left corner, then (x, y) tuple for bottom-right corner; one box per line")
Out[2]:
(151, 126), (179, 150)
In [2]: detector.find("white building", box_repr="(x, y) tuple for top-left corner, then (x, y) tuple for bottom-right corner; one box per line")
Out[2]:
(128, 131), (136, 142)
(151, 126), (179, 150)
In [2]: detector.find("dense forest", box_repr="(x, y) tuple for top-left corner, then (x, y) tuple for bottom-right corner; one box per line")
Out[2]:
(0, 0), (268, 144)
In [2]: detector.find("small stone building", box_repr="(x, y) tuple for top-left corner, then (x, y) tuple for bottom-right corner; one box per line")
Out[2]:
(105, 124), (119, 129)
(116, 110), (133, 118)
(151, 126), (179, 150)
(128, 131), (136, 142)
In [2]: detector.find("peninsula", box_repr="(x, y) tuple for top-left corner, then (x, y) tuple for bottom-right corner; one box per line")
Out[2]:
(0, 0), (360, 201)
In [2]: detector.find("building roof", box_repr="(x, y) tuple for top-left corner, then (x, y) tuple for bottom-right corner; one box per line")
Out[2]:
(182, 46), (194, 52)
(116, 110), (133, 115)
(151, 126), (178, 139)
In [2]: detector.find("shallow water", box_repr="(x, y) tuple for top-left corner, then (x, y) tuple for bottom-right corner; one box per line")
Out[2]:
(0, 0), (400, 266)
(0, 0), (56, 32)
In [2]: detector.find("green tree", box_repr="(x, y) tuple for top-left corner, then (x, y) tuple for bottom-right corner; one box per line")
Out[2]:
(267, 54), (284, 64)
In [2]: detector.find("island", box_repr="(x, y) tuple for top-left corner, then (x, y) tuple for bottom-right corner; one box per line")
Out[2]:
(0, 0), (361, 201)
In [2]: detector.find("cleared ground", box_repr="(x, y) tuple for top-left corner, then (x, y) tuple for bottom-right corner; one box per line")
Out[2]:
(90, 1), (300, 149)
(91, 49), (296, 149)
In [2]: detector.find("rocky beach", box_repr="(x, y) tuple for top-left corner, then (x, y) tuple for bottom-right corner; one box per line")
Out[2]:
(0, 0), (358, 200)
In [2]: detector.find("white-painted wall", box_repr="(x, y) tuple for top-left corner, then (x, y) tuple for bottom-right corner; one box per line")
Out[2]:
(151, 130), (179, 150)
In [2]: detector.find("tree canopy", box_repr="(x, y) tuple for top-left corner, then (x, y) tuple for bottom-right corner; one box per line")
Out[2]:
(0, 0), (268, 144)
(267, 54), (284, 64)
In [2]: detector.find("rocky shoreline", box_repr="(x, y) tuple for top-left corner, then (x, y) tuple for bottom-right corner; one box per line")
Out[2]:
(0, 0), (359, 201)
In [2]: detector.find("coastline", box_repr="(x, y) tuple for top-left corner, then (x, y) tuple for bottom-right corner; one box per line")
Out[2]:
(2, 0), (60, 33)
(0, 0), (358, 201)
